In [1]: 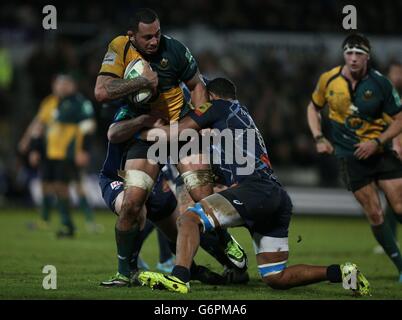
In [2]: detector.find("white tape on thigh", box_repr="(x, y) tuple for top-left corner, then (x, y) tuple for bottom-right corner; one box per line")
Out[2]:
(202, 193), (244, 228)
(118, 170), (154, 193)
(252, 233), (289, 254)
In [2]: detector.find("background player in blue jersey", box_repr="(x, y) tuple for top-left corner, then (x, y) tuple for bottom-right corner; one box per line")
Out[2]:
(137, 77), (371, 295)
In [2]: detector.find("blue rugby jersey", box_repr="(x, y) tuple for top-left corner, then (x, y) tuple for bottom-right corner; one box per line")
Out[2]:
(188, 99), (277, 185)
(99, 104), (136, 180)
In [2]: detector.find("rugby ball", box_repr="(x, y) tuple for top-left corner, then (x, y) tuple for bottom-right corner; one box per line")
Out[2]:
(123, 58), (153, 104)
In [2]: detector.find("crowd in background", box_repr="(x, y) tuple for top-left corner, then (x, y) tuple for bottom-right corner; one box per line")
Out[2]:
(0, 1), (400, 204)
(2, 1), (402, 34)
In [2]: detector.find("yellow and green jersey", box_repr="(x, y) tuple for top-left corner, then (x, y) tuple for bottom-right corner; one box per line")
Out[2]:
(39, 94), (94, 161)
(312, 66), (402, 156)
(37, 94), (59, 125)
(98, 34), (198, 122)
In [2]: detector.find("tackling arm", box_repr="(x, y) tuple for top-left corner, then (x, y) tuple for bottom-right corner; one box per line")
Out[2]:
(140, 116), (201, 142)
(107, 114), (164, 144)
(184, 71), (209, 109)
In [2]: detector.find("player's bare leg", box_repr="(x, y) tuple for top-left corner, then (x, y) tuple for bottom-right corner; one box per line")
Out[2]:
(117, 159), (160, 231)
(257, 251), (369, 295)
(114, 158), (159, 278)
(353, 183), (384, 225)
(354, 182), (402, 279)
(174, 211), (202, 270)
(258, 251), (327, 289)
(178, 154), (248, 276)
(136, 210), (203, 293)
(378, 178), (402, 221)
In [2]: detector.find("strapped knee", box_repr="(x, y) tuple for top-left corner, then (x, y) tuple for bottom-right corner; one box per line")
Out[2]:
(181, 169), (214, 191)
(118, 169), (154, 193)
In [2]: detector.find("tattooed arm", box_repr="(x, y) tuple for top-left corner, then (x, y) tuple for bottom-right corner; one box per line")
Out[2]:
(94, 63), (158, 102)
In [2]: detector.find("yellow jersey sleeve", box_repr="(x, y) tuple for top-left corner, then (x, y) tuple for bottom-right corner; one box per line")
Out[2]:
(98, 36), (129, 78)
(37, 95), (58, 124)
(311, 72), (329, 109)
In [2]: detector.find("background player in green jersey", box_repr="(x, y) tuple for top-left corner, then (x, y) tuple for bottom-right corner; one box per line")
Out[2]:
(307, 34), (402, 282)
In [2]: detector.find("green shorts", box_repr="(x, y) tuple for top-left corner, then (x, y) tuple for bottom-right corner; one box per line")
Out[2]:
(338, 151), (402, 192)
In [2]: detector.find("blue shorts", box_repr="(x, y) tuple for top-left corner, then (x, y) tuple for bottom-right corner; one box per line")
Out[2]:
(99, 173), (177, 222)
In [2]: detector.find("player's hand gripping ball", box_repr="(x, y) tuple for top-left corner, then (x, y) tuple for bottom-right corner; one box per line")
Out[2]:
(124, 58), (153, 104)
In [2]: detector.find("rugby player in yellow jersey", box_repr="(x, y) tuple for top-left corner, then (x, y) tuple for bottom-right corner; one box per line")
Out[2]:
(94, 8), (248, 285)
(20, 74), (96, 237)
(19, 82), (59, 229)
(307, 33), (402, 282)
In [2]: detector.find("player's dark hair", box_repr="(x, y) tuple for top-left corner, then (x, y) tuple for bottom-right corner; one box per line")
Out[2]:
(206, 78), (237, 100)
(131, 8), (159, 32)
(342, 33), (371, 53)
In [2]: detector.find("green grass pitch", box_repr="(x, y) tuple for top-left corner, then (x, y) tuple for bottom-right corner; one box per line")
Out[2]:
(0, 208), (401, 300)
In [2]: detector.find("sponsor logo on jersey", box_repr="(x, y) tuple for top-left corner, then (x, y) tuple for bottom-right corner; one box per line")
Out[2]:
(195, 102), (212, 116)
(102, 51), (117, 65)
(110, 181), (124, 190)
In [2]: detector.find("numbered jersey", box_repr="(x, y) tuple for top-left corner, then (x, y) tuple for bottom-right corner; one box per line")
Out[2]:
(98, 35), (198, 121)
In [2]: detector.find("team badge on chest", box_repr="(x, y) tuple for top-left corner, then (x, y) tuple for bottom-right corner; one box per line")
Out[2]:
(160, 57), (169, 69)
(363, 90), (373, 101)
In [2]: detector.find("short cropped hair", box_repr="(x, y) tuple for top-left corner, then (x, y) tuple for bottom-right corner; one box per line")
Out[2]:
(206, 77), (237, 100)
(131, 8), (159, 32)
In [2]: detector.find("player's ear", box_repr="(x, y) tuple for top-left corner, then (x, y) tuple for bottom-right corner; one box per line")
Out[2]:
(127, 30), (134, 41)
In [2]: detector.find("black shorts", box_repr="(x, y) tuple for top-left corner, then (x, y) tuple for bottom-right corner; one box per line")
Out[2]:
(339, 151), (402, 192)
(219, 174), (293, 237)
(41, 159), (78, 183)
(126, 139), (155, 160)
(126, 139), (200, 163)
